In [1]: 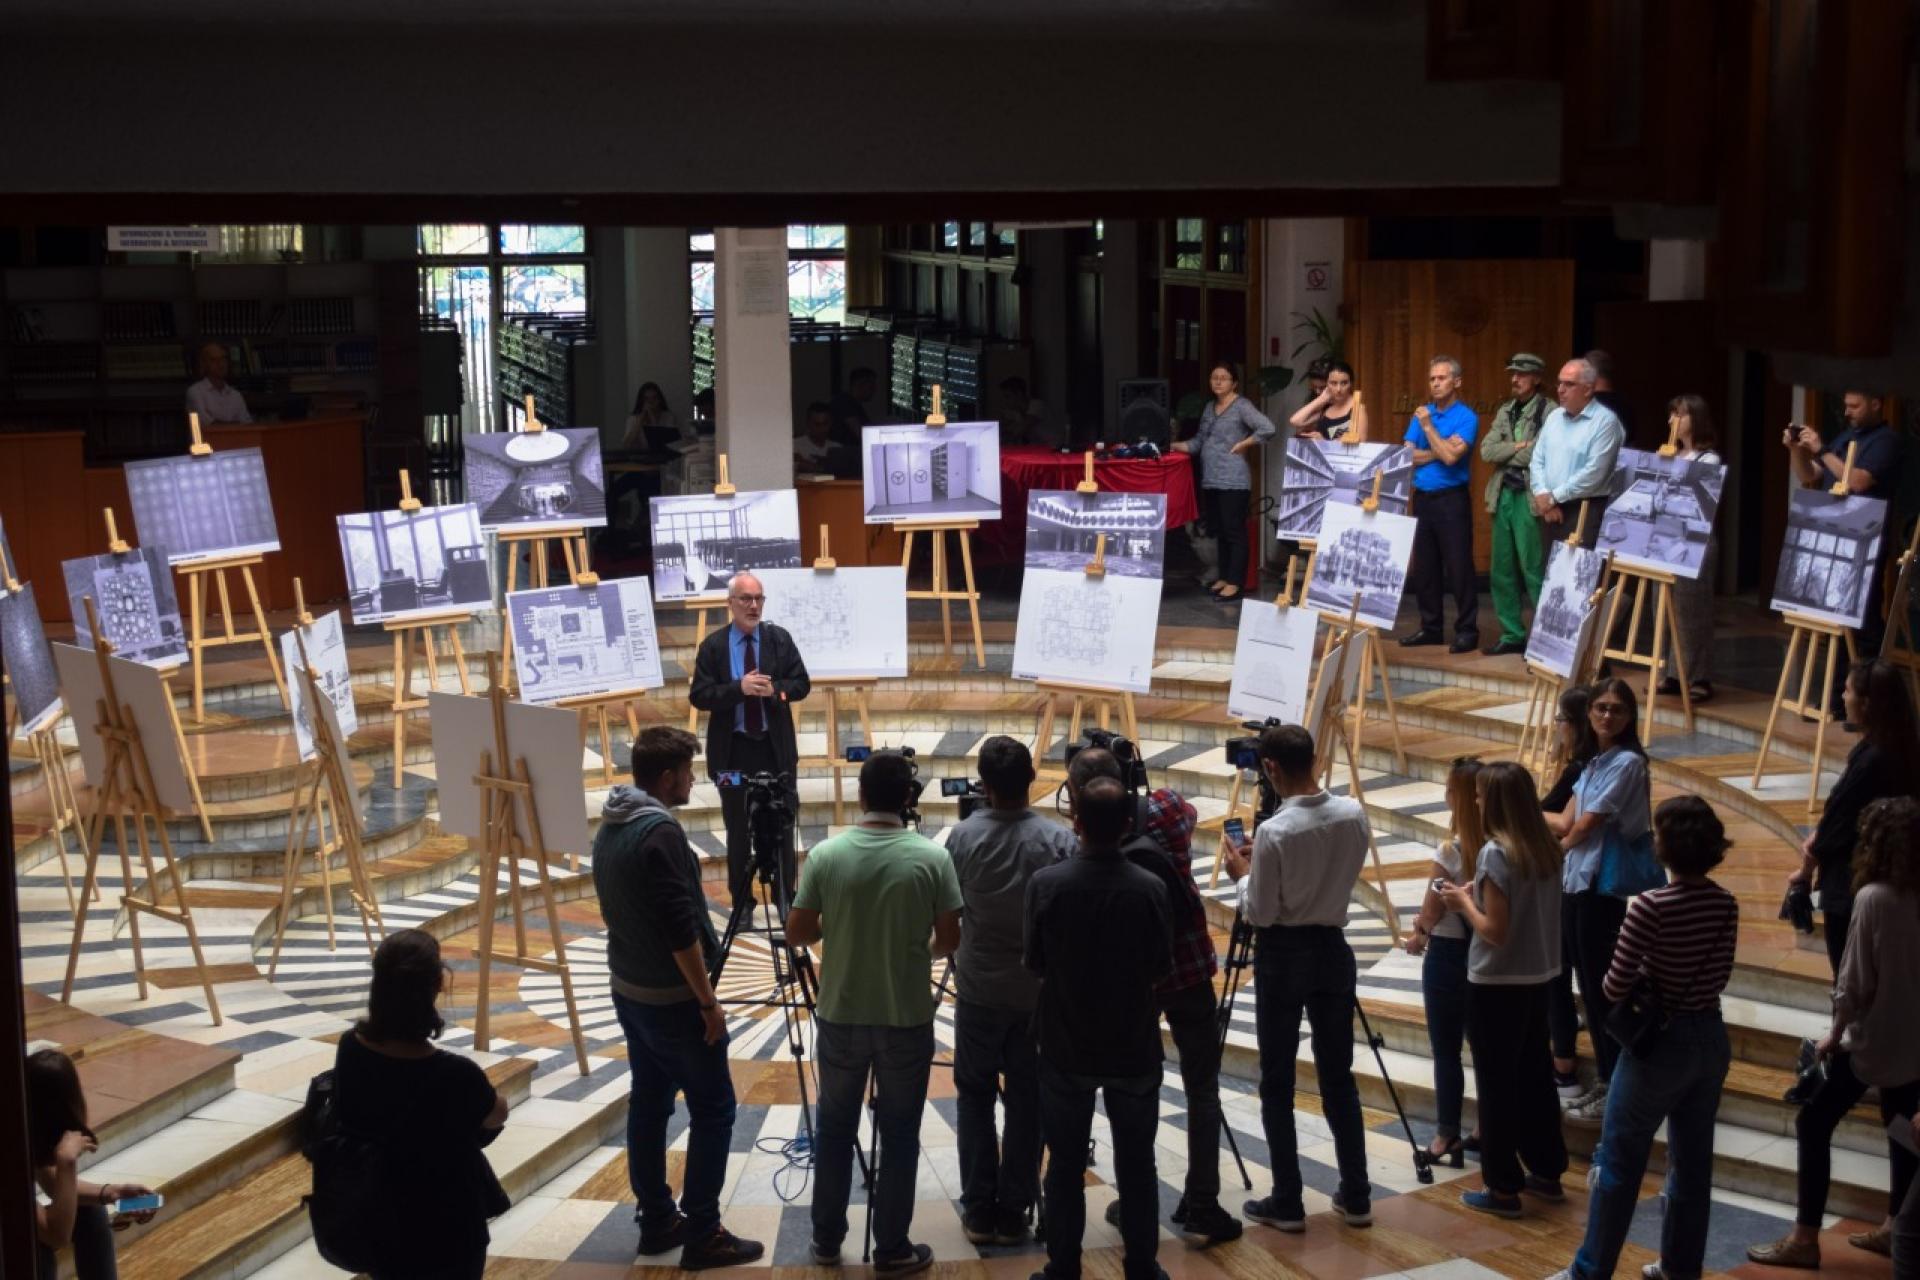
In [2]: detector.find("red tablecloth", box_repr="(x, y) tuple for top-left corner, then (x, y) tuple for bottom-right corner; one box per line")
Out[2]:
(981, 447), (1200, 565)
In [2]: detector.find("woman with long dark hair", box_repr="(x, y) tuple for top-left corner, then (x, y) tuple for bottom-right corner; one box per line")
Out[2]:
(622, 381), (678, 449)
(1542, 685), (1598, 1099)
(1289, 360), (1368, 444)
(1752, 797), (1920, 1269)
(336, 929), (511, 1280)
(1788, 657), (1920, 973)
(1545, 678), (1650, 1126)
(1440, 761), (1567, 1218)
(1403, 757), (1483, 1165)
(1174, 361), (1275, 601)
(1657, 395), (1722, 703)
(28, 1048), (160, 1279)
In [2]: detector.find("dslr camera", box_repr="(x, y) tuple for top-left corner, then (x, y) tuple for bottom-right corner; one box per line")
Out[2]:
(1064, 728), (1149, 794)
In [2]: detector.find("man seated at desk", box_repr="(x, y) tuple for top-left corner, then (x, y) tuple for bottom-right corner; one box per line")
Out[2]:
(795, 402), (857, 477)
(186, 341), (251, 424)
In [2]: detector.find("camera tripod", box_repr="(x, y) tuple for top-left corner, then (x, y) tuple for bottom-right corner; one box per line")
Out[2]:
(1215, 910), (1435, 1186)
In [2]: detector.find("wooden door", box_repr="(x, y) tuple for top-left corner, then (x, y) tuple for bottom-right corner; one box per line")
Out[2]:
(1347, 259), (1575, 572)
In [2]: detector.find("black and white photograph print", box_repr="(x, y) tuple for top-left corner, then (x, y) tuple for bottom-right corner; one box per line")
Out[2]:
(1024, 489), (1167, 579)
(124, 447), (281, 566)
(1525, 542), (1606, 679)
(1304, 502), (1417, 632)
(1771, 489), (1889, 630)
(463, 427), (607, 534)
(337, 503), (493, 625)
(649, 489), (803, 603)
(861, 421), (1002, 523)
(62, 545), (187, 667)
(1597, 448), (1726, 581)
(1273, 439), (1414, 541)
(1, 582), (62, 735)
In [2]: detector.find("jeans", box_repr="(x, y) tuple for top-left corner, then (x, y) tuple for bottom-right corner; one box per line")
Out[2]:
(1566, 890), (1628, 1084)
(1252, 925), (1371, 1212)
(1205, 487), (1253, 590)
(1411, 483), (1478, 640)
(951, 1001), (1040, 1219)
(1422, 934), (1471, 1138)
(613, 992), (738, 1239)
(813, 1020), (935, 1256)
(1794, 1050), (1920, 1228)
(1039, 1060), (1162, 1280)
(1571, 1009), (1731, 1280)
(35, 1204), (117, 1280)
(1160, 979), (1225, 1207)
(1464, 980), (1568, 1195)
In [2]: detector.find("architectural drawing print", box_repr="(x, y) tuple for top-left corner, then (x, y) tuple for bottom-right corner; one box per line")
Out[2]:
(507, 578), (664, 703)
(124, 448), (281, 565)
(62, 545), (187, 667)
(1011, 568), (1159, 692)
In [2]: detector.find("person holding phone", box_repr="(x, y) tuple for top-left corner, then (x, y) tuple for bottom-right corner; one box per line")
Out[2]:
(27, 1048), (161, 1280)
(1403, 756), (1485, 1166)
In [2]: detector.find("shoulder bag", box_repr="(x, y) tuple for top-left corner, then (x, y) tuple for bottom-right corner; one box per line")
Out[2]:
(1606, 897), (1737, 1057)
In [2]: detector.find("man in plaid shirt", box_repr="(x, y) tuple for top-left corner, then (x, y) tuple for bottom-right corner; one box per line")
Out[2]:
(1066, 751), (1241, 1247)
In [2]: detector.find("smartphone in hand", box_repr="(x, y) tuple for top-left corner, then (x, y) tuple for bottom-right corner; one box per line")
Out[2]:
(1223, 817), (1247, 849)
(110, 1192), (164, 1216)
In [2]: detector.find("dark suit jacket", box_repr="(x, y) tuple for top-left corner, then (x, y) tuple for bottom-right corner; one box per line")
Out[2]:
(689, 622), (811, 775)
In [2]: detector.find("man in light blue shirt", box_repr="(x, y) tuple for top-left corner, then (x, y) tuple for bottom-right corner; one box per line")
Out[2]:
(1399, 356), (1481, 653)
(1529, 357), (1625, 555)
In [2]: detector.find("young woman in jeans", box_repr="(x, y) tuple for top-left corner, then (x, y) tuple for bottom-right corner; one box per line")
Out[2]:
(1549, 796), (1739, 1280)
(1441, 761), (1568, 1218)
(1403, 756), (1483, 1166)
(1173, 361), (1274, 602)
(1752, 797), (1920, 1269)
(1546, 678), (1651, 1126)
(1542, 686), (1598, 1099)
(28, 1049), (161, 1279)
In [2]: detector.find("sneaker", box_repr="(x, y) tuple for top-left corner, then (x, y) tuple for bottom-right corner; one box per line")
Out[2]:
(1243, 1195), (1306, 1233)
(1459, 1188), (1524, 1219)
(1554, 1070), (1585, 1100)
(1330, 1191), (1372, 1227)
(992, 1208), (1031, 1246)
(1849, 1223), (1893, 1256)
(811, 1238), (844, 1266)
(1642, 1265), (1673, 1280)
(1523, 1174), (1566, 1202)
(1746, 1235), (1821, 1268)
(636, 1211), (688, 1256)
(1178, 1202), (1243, 1247)
(873, 1243), (934, 1277)
(680, 1226), (766, 1271)
(1560, 1082), (1601, 1112)
(1545, 1271), (1572, 1280)
(963, 1209), (1001, 1245)
(1566, 1085), (1610, 1127)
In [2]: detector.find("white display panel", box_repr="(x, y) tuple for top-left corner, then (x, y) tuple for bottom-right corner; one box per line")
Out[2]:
(861, 422), (1002, 524)
(1770, 490), (1890, 631)
(1305, 631), (1366, 739)
(124, 448), (281, 566)
(506, 577), (666, 704)
(757, 566), (910, 680)
(429, 693), (591, 858)
(1597, 448), (1726, 582)
(1010, 568), (1160, 694)
(336, 504), (493, 625)
(1525, 542), (1607, 680)
(648, 489), (802, 603)
(1304, 502), (1417, 633)
(464, 428), (607, 534)
(52, 643), (196, 814)
(279, 611), (358, 762)
(1227, 600), (1319, 725)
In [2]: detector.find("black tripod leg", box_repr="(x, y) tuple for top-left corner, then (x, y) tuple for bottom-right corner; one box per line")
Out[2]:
(1212, 921), (1256, 1189)
(861, 1063), (880, 1263)
(1353, 997), (1433, 1185)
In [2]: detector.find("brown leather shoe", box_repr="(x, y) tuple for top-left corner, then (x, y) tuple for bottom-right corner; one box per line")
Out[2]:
(1849, 1223), (1892, 1256)
(1746, 1236), (1821, 1269)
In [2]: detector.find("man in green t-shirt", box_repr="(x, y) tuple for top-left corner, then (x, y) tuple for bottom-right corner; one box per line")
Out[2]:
(787, 752), (962, 1277)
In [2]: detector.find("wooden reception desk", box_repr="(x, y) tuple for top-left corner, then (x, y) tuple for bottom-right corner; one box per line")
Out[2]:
(796, 477), (903, 567)
(0, 415), (367, 623)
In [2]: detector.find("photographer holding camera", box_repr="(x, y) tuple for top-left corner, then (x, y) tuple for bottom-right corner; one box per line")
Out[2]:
(688, 572), (811, 908)
(786, 751), (962, 1276)
(1066, 747), (1242, 1247)
(943, 736), (1075, 1245)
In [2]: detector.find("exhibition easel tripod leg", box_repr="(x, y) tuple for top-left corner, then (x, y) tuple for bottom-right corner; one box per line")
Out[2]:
(817, 681), (876, 826)
(1879, 521), (1920, 705)
(1751, 613), (1856, 816)
(1597, 565), (1694, 744)
(30, 727), (93, 917)
(681, 600), (724, 732)
(899, 521), (986, 669)
(1030, 680), (1141, 767)
(559, 691), (645, 791)
(383, 613), (473, 787)
(180, 556), (290, 722)
(1514, 664), (1564, 782)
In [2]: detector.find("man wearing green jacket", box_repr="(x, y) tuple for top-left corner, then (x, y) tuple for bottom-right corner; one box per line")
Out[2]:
(1480, 353), (1552, 655)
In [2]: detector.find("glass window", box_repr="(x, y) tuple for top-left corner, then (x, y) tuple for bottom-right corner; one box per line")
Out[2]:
(418, 224), (490, 256)
(502, 263), (587, 314)
(788, 258), (845, 323)
(690, 260), (716, 313)
(500, 224), (586, 255)
(942, 221), (961, 250)
(788, 225), (847, 251)
(203, 225), (304, 264)
(689, 231), (717, 254)
(1172, 218), (1205, 270)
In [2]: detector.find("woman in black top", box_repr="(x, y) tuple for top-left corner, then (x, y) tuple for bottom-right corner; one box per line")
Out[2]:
(28, 1049), (160, 1280)
(1788, 658), (1920, 973)
(337, 929), (510, 1280)
(1542, 685), (1597, 1097)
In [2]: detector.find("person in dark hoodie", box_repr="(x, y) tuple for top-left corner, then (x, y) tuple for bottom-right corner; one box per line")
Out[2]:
(591, 725), (763, 1270)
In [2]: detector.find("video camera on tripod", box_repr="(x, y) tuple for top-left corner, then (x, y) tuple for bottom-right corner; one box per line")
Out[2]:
(1223, 718), (1282, 823)
(842, 744), (925, 827)
(715, 768), (797, 889)
(1064, 727), (1148, 794)
(939, 776), (987, 821)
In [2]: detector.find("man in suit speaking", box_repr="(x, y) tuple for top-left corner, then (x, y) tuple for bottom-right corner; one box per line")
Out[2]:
(689, 572), (811, 909)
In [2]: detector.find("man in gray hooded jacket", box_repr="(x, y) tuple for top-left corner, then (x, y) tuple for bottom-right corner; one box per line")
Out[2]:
(592, 725), (762, 1270)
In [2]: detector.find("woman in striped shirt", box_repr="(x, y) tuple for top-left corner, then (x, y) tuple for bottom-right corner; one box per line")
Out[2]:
(1550, 795), (1738, 1280)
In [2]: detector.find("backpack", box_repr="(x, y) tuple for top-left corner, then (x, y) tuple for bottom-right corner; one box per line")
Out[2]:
(300, 1067), (392, 1272)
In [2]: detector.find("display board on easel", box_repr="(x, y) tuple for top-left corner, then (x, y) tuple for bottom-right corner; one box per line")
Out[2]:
(506, 574), (665, 787)
(879, 389), (992, 669)
(1516, 520), (1612, 780)
(1879, 519), (1920, 703)
(430, 663), (593, 1075)
(1307, 594), (1401, 941)
(1299, 474), (1412, 773)
(54, 602), (224, 1024)
(2, 554), (90, 916)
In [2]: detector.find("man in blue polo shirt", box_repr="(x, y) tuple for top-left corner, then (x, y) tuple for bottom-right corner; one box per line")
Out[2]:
(1399, 356), (1481, 654)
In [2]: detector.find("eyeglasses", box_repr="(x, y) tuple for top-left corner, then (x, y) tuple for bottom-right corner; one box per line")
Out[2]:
(1557, 379), (1583, 387)
(1553, 714), (1572, 724)
(1591, 702), (1629, 717)
(730, 594), (765, 605)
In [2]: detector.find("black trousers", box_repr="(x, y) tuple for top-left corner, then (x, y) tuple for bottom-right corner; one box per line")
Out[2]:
(951, 1000), (1041, 1219)
(1464, 980), (1568, 1196)
(1565, 890), (1628, 1085)
(1039, 1061), (1162, 1280)
(716, 733), (792, 908)
(1159, 979), (1224, 1207)
(1823, 900), (1853, 977)
(1538, 494), (1610, 563)
(1205, 487), (1252, 589)
(1411, 484), (1478, 639)
(1794, 1051), (1920, 1228)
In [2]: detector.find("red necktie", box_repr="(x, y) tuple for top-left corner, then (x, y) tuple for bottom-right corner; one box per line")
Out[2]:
(743, 632), (765, 733)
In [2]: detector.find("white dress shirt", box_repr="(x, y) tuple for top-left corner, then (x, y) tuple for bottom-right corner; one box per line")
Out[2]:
(186, 378), (251, 424)
(1234, 790), (1369, 927)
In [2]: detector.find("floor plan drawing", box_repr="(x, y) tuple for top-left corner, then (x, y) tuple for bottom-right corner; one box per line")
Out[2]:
(507, 577), (665, 703)
(758, 566), (909, 679)
(1012, 568), (1160, 693)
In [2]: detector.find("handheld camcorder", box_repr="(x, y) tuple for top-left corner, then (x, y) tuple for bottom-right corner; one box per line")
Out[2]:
(1064, 727), (1149, 794)
(940, 776), (987, 822)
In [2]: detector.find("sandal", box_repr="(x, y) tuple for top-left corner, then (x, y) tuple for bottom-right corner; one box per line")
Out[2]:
(1688, 681), (1714, 704)
(1746, 1236), (1821, 1269)
(1849, 1224), (1892, 1256)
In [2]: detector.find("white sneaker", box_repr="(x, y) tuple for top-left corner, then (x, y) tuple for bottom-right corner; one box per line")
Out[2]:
(1560, 1082), (1601, 1112)
(1554, 1070), (1586, 1100)
(1566, 1084), (1610, 1126)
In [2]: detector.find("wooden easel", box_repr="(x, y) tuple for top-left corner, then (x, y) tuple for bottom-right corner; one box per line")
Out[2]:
(1311, 594), (1402, 941)
(562, 691), (645, 789)
(1878, 519), (1920, 704)
(1206, 558), (1306, 890)
(1029, 530), (1140, 764)
(170, 416), (290, 722)
(381, 473), (474, 786)
(1595, 569), (1693, 745)
(1300, 473), (1407, 773)
(1514, 510), (1606, 779)
(59, 598), (223, 1023)
(469, 657), (591, 1075)
(681, 453), (739, 732)
(29, 727), (91, 917)
(266, 621), (383, 975)
(896, 386), (986, 669)
(793, 526), (879, 824)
